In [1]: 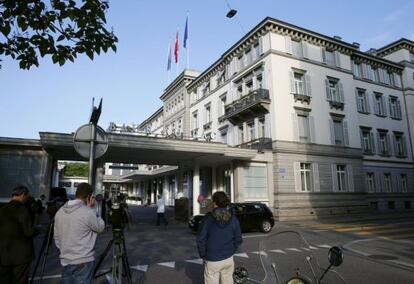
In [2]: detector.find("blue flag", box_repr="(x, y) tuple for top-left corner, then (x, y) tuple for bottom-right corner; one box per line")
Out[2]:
(183, 16), (188, 48)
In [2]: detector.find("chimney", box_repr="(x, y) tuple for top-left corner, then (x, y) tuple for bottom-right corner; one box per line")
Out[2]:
(352, 42), (360, 50)
(367, 48), (377, 56)
(333, 35), (342, 41)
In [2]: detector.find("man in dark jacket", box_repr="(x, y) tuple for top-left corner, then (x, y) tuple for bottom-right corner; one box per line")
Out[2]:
(197, 191), (242, 284)
(0, 185), (34, 284)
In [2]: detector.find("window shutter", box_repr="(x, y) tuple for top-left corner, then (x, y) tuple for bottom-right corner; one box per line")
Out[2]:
(343, 121), (349, 146)
(302, 42), (309, 58)
(312, 163), (320, 192)
(338, 82), (344, 103)
(325, 79), (331, 101)
(367, 65), (373, 80)
(347, 165), (354, 192)
(305, 74), (312, 97)
(394, 73), (401, 87)
(292, 113), (299, 141)
(289, 71), (295, 94)
(309, 116), (316, 143)
(322, 47), (327, 63)
(382, 96), (387, 116)
(359, 129), (364, 151)
(365, 92), (371, 113)
(293, 162), (301, 192)
(386, 133), (392, 155)
(331, 164), (337, 192)
(334, 51), (341, 68)
(393, 134), (397, 156)
(370, 132), (376, 153)
(388, 97), (393, 118)
(402, 135), (407, 157)
(285, 36), (292, 54)
(397, 100), (402, 119)
(355, 89), (361, 112)
(329, 119), (335, 145)
(373, 93), (378, 114)
(376, 132), (381, 154)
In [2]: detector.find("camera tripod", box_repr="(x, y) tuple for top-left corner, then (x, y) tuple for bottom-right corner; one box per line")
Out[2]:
(30, 217), (54, 284)
(94, 228), (132, 284)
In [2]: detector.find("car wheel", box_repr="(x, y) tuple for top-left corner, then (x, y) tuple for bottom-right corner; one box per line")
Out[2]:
(261, 220), (272, 233)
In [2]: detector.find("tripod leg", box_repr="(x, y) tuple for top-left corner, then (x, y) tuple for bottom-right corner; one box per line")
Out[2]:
(94, 239), (114, 277)
(39, 218), (55, 284)
(30, 222), (51, 284)
(121, 235), (132, 284)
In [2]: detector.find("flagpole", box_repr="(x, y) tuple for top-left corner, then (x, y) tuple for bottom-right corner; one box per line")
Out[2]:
(187, 13), (190, 70)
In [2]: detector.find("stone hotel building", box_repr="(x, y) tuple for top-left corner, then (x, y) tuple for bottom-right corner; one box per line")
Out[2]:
(113, 17), (414, 220)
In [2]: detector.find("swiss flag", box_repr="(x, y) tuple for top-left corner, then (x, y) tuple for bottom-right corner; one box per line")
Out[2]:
(174, 30), (179, 64)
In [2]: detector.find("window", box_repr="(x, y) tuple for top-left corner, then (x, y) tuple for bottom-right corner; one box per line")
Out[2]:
(326, 78), (343, 104)
(361, 128), (375, 154)
(202, 81), (210, 96)
(205, 104), (211, 123)
(410, 52), (414, 63)
(367, 173), (376, 193)
(394, 132), (406, 157)
(387, 72), (394, 86)
(256, 73), (263, 89)
(333, 120), (344, 145)
(356, 89), (369, 113)
(292, 40), (302, 57)
(220, 130), (228, 144)
(389, 96), (402, 119)
(377, 130), (390, 155)
(237, 54), (244, 71)
(384, 173), (392, 192)
(362, 64), (373, 80)
(373, 68), (380, 82)
(245, 48), (252, 66)
(353, 63), (361, 77)
(192, 111), (198, 130)
(219, 94), (227, 117)
(258, 117), (266, 138)
(217, 68), (226, 85)
(374, 93), (386, 116)
(238, 125), (244, 144)
(298, 114), (310, 142)
(324, 49), (335, 65)
(247, 121), (255, 141)
(293, 73), (305, 95)
(336, 165), (346, 191)
(300, 163), (312, 192)
(401, 174), (408, 192)
(254, 42), (261, 59)
(243, 166), (267, 198)
(245, 79), (253, 95)
(236, 83), (243, 99)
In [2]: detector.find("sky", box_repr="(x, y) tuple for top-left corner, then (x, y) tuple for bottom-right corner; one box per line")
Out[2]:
(1, 0), (414, 139)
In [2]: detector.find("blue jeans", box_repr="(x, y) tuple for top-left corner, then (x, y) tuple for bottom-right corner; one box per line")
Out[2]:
(61, 261), (95, 284)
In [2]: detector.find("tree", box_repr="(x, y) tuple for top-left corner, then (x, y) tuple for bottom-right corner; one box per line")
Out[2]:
(62, 162), (89, 177)
(0, 0), (118, 69)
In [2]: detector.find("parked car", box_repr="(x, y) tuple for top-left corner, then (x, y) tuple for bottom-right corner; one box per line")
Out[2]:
(188, 203), (275, 234)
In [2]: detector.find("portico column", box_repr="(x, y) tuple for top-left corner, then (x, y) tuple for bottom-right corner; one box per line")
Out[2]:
(212, 166), (217, 194)
(230, 162), (235, 203)
(193, 163), (200, 216)
(164, 175), (169, 205)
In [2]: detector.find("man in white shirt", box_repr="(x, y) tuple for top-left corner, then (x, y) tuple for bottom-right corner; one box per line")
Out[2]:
(156, 195), (168, 226)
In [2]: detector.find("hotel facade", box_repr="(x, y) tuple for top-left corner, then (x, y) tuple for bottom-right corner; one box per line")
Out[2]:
(108, 18), (414, 220)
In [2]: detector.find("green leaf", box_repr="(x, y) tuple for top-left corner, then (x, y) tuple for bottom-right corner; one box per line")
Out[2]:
(1, 23), (11, 37)
(59, 58), (65, 66)
(111, 44), (117, 53)
(57, 35), (65, 42)
(85, 50), (94, 60)
(52, 54), (58, 64)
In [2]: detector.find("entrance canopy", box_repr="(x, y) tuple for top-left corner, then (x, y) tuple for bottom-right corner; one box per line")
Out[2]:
(39, 132), (258, 166)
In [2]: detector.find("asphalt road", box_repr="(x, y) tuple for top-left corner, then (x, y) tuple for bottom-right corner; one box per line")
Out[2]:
(30, 205), (414, 283)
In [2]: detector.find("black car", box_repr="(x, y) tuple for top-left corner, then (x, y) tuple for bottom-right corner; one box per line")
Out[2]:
(188, 203), (275, 233)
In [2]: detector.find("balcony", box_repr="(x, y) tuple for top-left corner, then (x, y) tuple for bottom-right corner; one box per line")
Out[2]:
(224, 88), (270, 124)
(237, 137), (273, 151)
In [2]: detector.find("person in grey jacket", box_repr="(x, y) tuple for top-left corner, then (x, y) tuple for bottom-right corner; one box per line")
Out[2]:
(54, 183), (105, 284)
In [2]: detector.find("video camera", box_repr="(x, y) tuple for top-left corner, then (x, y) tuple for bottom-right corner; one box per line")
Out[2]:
(107, 193), (128, 230)
(46, 187), (68, 218)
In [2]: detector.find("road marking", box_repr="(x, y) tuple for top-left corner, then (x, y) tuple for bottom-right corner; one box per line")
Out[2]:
(301, 247), (311, 251)
(251, 251), (268, 256)
(158, 262), (175, 268)
(185, 259), (203, 265)
(318, 245), (331, 248)
(270, 249), (286, 254)
(130, 264), (148, 272)
(286, 248), (301, 252)
(31, 274), (61, 280)
(242, 234), (268, 239)
(309, 246), (319, 250)
(234, 253), (249, 258)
